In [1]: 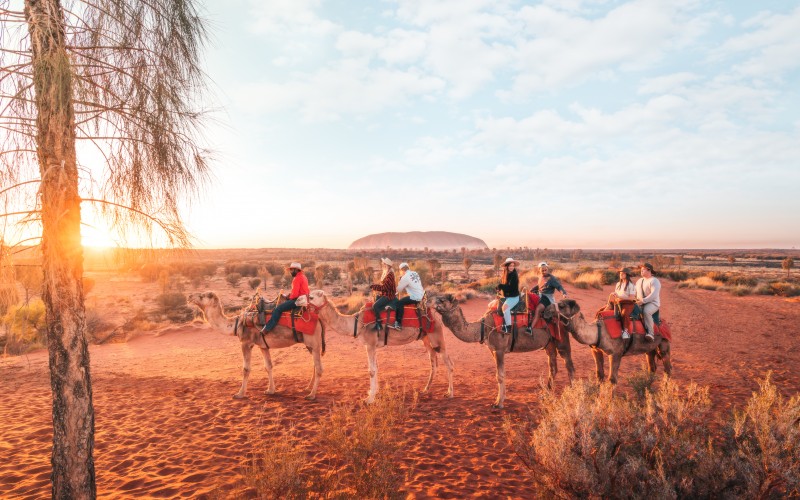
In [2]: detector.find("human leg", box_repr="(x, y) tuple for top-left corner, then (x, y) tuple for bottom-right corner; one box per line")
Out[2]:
(643, 303), (658, 340)
(262, 299), (295, 332)
(502, 296), (519, 331)
(373, 296), (391, 329)
(393, 296), (416, 328)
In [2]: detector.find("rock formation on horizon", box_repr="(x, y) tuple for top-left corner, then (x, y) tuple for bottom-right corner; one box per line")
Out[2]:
(348, 231), (488, 250)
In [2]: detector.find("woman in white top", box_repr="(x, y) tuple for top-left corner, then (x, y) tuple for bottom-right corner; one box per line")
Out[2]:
(614, 267), (636, 299)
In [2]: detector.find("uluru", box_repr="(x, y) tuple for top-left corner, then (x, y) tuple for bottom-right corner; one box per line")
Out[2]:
(348, 231), (488, 250)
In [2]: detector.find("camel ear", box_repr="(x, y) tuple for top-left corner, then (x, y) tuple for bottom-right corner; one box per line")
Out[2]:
(445, 293), (454, 302)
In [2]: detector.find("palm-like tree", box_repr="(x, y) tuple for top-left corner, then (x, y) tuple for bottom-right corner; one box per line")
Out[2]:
(1, 1), (211, 496)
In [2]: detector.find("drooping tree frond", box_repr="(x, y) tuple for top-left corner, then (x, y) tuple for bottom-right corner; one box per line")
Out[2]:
(1, 0), (213, 247)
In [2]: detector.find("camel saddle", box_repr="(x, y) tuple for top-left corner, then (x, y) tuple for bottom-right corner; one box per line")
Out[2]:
(488, 304), (563, 342)
(362, 301), (436, 334)
(241, 297), (320, 336)
(596, 309), (672, 341)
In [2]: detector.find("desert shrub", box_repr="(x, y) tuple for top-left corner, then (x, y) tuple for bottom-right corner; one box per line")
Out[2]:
(681, 276), (726, 291)
(725, 285), (754, 297)
(573, 271), (603, 290)
(247, 277), (261, 290)
(226, 272), (242, 287)
(754, 282), (774, 295)
(335, 293), (367, 314)
(85, 306), (115, 341)
(600, 269), (617, 285)
(724, 373), (800, 498)
(241, 421), (321, 499)
(138, 262), (167, 282)
(505, 379), (730, 498)
(329, 267), (342, 281)
(1, 300), (47, 354)
(664, 270), (689, 282)
(627, 368), (657, 402)
(551, 268), (574, 283)
(729, 275), (758, 287)
(767, 281), (800, 297)
(224, 262), (259, 277)
(706, 271), (729, 283)
(318, 386), (416, 499)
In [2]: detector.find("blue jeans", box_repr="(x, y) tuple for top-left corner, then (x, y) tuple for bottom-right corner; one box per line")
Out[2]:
(501, 296), (520, 326)
(262, 298), (296, 332)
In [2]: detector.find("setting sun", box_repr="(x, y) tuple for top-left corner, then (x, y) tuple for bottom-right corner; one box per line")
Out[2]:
(81, 224), (117, 249)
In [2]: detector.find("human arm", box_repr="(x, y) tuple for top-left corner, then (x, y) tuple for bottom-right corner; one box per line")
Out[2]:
(639, 278), (661, 304)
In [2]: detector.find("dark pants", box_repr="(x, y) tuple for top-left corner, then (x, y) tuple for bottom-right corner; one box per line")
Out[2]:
(372, 296), (393, 326)
(263, 298), (296, 332)
(391, 296), (419, 323)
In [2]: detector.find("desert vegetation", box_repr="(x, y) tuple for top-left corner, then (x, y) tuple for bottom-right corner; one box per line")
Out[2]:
(506, 373), (800, 498)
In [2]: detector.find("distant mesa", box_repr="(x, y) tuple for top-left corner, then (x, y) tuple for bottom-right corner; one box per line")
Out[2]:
(348, 231), (488, 251)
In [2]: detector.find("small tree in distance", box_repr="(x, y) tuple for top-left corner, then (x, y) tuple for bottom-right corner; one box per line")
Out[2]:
(783, 257), (794, 278)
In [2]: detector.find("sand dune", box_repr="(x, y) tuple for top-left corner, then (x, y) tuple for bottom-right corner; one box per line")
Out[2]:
(2, 281), (799, 497)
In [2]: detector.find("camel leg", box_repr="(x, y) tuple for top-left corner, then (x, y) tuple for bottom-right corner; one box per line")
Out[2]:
(305, 346), (322, 400)
(591, 347), (605, 382)
(260, 347), (276, 395)
(441, 348), (454, 398)
(234, 343), (254, 399)
(493, 350), (506, 409)
(421, 337), (437, 394)
(646, 351), (657, 373)
(557, 342), (575, 384)
(366, 343), (378, 404)
(545, 343), (558, 389)
(660, 342), (673, 377)
(608, 352), (623, 385)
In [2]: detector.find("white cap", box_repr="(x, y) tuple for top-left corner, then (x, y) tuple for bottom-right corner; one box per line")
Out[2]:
(537, 261), (548, 268)
(287, 262), (302, 270)
(399, 262), (409, 270)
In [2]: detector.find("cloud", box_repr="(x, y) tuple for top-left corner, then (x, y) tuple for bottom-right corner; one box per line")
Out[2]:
(247, 0), (339, 37)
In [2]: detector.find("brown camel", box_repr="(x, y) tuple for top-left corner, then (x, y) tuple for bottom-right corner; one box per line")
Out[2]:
(187, 291), (325, 400)
(558, 299), (672, 384)
(308, 290), (454, 404)
(432, 294), (574, 409)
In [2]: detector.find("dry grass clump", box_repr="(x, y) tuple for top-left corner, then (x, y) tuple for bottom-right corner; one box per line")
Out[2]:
(238, 386), (416, 499)
(551, 268), (574, 283)
(678, 275), (727, 291)
(573, 271), (604, 290)
(335, 293), (367, 314)
(506, 375), (800, 498)
(725, 373), (800, 497)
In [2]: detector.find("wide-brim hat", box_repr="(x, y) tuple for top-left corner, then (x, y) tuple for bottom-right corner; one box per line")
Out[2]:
(287, 262), (302, 271)
(381, 257), (393, 266)
(618, 267), (632, 275)
(503, 257), (519, 267)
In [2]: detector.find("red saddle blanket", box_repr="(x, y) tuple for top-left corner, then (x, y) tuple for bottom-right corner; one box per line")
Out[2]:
(490, 311), (563, 342)
(597, 310), (672, 341)
(363, 302), (436, 333)
(240, 310), (319, 336)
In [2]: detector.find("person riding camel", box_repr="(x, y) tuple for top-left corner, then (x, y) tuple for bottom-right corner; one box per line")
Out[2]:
(370, 257), (397, 330)
(261, 262), (309, 332)
(496, 257), (520, 333)
(529, 261), (568, 330)
(609, 267), (636, 339)
(635, 262), (661, 342)
(388, 262), (424, 330)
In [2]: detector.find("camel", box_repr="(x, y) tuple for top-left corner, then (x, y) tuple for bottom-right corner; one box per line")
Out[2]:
(557, 299), (672, 384)
(187, 291), (325, 400)
(432, 294), (574, 409)
(307, 289), (454, 404)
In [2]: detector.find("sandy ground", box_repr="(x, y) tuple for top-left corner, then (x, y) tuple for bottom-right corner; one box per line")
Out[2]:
(2, 281), (799, 498)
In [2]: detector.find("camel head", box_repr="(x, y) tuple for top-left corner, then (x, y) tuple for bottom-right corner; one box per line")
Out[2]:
(558, 298), (580, 317)
(308, 289), (328, 309)
(432, 293), (459, 316)
(187, 291), (221, 313)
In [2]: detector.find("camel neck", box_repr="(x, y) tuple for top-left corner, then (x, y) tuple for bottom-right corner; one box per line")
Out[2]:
(440, 306), (482, 343)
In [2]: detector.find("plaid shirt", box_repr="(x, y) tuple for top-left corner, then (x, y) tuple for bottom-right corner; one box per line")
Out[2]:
(370, 270), (397, 299)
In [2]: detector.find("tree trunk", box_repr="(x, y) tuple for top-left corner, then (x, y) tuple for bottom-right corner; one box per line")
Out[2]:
(25, 0), (96, 497)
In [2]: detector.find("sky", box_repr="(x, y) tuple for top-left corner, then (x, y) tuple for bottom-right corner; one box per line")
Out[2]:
(48, 1), (800, 249)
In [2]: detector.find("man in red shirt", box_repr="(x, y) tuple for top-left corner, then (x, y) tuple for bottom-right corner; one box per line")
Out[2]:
(262, 262), (309, 332)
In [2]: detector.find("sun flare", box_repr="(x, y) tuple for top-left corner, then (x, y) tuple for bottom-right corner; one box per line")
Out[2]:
(81, 225), (118, 249)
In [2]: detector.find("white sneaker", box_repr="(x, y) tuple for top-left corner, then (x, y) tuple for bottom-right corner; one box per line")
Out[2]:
(621, 329), (630, 339)
(645, 332), (655, 341)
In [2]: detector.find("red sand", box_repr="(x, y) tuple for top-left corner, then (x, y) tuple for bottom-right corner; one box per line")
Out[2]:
(2, 281), (799, 498)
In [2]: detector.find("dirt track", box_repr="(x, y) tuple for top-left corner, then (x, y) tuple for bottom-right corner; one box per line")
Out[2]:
(2, 281), (798, 498)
